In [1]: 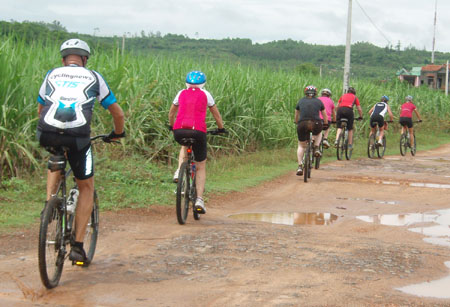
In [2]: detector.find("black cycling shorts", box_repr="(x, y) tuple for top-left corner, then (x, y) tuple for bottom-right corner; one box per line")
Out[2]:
(370, 114), (385, 128)
(173, 129), (207, 162)
(336, 107), (355, 130)
(399, 117), (413, 128)
(38, 132), (94, 180)
(297, 120), (323, 142)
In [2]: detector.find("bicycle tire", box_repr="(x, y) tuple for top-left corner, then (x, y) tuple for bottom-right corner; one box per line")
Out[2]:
(83, 191), (99, 263)
(176, 162), (190, 225)
(344, 130), (352, 160)
(368, 134), (376, 158)
(377, 135), (386, 158)
(400, 133), (408, 156)
(38, 197), (64, 289)
(307, 143), (312, 178)
(336, 129), (345, 161)
(304, 142), (310, 182)
(411, 133), (416, 156)
(191, 174), (200, 220)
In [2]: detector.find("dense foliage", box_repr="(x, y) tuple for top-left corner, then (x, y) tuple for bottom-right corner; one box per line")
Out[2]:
(1, 20), (449, 181)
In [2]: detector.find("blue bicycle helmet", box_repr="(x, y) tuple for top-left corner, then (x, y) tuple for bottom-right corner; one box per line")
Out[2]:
(186, 71), (206, 85)
(381, 95), (389, 102)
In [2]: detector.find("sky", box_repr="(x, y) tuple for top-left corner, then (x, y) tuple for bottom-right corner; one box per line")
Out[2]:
(2, 0), (450, 52)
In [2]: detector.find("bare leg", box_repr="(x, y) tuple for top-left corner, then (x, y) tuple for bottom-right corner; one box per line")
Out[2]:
(177, 146), (187, 169)
(297, 141), (306, 165)
(195, 160), (206, 199)
(314, 132), (322, 147)
(378, 126), (385, 141)
(409, 127), (414, 146)
(46, 170), (61, 200)
(323, 127), (330, 140)
(74, 176), (94, 242)
(335, 128), (342, 143)
(348, 129), (354, 145)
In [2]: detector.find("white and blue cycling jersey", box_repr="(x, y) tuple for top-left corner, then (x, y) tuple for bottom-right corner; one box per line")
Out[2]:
(37, 64), (116, 137)
(370, 102), (388, 118)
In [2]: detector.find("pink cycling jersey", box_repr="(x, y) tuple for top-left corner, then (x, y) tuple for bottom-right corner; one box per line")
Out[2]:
(400, 102), (416, 118)
(173, 87), (215, 133)
(338, 93), (360, 108)
(318, 96), (335, 120)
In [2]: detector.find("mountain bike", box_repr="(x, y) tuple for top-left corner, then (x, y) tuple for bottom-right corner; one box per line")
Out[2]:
(336, 117), (362, 160)
(400, 121), (420, 156)
(38, 134), (116, 289)
(176, 129), (225, 225)
(367, 121), (393, 159)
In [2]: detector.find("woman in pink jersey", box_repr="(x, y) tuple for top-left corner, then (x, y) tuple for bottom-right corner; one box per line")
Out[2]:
(168, 71), (225, 214)
(399, 95), (422, 147)
(318, 88), (336, 148)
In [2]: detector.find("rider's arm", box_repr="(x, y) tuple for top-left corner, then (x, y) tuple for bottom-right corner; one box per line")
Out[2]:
(294, 109), (300, 124)
(332, 107), (336, 122)
(108, 103), (125, 135)
(321, 109), (328, 125)
(368, 105), (374, 115)
(414, 109), (422, 121)
(356, 105), (363, 118)
(387, 105), (394, 121)
(209, 105), (224, 129)
(168, 104), (178, 127)
(38, 104), (44, 116)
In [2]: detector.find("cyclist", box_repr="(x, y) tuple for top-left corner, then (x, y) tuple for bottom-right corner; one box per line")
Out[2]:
(368, 95), (394, 146)
(294, 85), (328, 176)
(168, 71), (225, 214)
(399, 95), (422, 147)
(334, 86), (363, 149)
(318, 88), (336, 148)
(36, 39), (125, 263)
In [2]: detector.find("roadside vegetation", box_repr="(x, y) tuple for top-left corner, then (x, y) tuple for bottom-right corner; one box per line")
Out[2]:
(1, 22), (449, 232)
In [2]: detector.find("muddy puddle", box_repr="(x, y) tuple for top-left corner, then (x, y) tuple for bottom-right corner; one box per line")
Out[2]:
(357, 209), (450, 299)
(339, 176), (450, 189)
(228, 212), (338, 226)
(336, 197), (398, 205)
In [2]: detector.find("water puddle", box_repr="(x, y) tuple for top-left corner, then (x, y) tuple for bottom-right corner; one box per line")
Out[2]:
(228, 212), (338, 226)
(357, 209), (450, 298)
(336, 197), (398, 205)
(340, 176), (450, 189)
(397, 261), (450, 299)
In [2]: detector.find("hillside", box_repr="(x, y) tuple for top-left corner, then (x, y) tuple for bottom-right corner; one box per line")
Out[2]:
(2, 20), (449, 79)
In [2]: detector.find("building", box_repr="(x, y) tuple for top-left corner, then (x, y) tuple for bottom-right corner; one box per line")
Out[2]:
(397, 64), (450, 90)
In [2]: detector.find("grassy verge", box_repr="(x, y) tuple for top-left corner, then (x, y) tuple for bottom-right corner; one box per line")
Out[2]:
(0, 131), (448, 233)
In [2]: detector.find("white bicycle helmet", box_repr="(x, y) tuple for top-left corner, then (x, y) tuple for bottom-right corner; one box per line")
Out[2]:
(60, 39), (90, 58)
(405, 95), (413, 101)
(321, 88), (332, 97)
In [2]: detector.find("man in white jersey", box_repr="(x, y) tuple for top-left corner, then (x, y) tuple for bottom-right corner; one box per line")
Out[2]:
(37, 39), (125, 263)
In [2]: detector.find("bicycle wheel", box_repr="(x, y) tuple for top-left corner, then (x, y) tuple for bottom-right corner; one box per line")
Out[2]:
(314, 140), (323, 169)
(307, 148), (312, 178)
(344, 130), (352, 160)
(367, 134), (376, 158)
(38, 197), (64, 289)
(191, 173), (200, 220)
(400, 133), (408, 156)
(377, 135), (386, 158)
(411, 133), (416, 156)
(83, 191), (99, 263)
(176, 162), (190, 225)
(304, 143), (310, 182)
(336, 130), (346, 161)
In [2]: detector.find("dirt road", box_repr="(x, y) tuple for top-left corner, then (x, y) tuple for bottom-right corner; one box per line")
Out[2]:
(1, 144), (450, 306)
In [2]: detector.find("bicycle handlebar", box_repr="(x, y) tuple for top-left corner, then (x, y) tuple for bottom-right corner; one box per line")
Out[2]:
(91, 134), (121, 144)
(207, 128), (228, 135)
